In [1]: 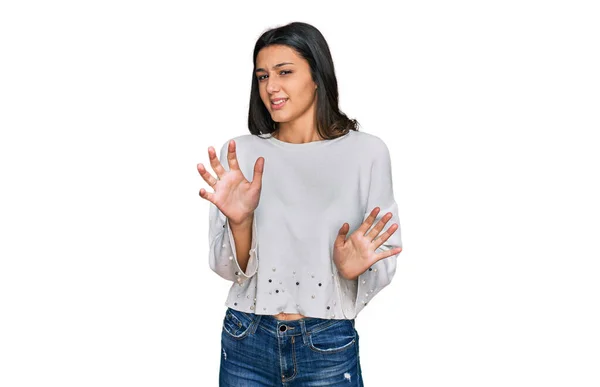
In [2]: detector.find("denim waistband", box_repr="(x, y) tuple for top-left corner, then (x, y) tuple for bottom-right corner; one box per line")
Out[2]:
(226, 307), (355, 337)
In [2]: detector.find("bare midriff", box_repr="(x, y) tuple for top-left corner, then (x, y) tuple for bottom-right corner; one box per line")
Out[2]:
(273, 312), (306, 321)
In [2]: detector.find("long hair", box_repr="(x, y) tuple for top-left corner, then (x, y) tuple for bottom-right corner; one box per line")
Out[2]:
(248, 22), (359, 139)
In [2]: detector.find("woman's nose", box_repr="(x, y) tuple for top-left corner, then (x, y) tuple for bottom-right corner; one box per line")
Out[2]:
(266, 77), (280, 93)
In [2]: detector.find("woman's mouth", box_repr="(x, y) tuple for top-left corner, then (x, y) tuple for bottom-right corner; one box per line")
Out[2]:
(271, 98), (288, 110)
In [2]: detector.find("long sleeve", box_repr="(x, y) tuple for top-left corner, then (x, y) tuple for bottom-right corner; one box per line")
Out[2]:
(207, 140), (259, 284)
(338, 139), (402, 318)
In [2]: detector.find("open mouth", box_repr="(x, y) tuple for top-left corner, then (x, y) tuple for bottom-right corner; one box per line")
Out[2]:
(271, 98), (288, 110)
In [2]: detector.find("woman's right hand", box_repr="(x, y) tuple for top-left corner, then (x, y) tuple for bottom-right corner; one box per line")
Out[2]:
(197, 139), (264, 226)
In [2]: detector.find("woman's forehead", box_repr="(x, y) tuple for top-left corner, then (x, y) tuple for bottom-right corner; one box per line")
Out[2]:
(256, 45), (302, 67)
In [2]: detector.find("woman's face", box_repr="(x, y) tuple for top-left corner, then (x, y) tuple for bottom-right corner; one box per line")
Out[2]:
(255, 44), (318, 127)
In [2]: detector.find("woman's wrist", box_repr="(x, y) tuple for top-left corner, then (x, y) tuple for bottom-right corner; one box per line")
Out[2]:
(228, 212), (254, 229)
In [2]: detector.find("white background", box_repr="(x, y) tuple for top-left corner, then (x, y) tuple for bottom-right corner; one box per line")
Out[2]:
(1, 1), (599, 386)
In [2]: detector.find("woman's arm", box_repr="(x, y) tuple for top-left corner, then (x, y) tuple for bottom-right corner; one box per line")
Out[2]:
(207, 141), (259, 284)
(228, 213), (255, 273)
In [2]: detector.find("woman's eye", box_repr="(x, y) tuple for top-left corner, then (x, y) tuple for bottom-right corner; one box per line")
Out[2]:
(257, 70), (292, 82)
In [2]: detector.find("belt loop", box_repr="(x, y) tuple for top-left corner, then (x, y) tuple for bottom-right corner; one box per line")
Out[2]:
(250, 314), (262, 335)
(299, 319), (309, 346)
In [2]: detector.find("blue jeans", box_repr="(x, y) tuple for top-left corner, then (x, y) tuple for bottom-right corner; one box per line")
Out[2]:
(220, 307), (364, 386)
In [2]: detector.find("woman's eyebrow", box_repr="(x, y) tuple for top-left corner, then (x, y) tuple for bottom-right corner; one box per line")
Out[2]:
(255, 62), (295, 73)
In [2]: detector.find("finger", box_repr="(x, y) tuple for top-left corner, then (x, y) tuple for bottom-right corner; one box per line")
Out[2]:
(226, 139), (242, 171)
(374, 246), (403, 262)
(199, 187), (215, 204)
(197, 162), (218, 187)
(358, 207), (380, 234)
(207, 143), (228, 180)
(251, 157), (265, 191)
(366, 211), (393, 241)
(371, 223), (399, 248)
(333, 223), (349, 248)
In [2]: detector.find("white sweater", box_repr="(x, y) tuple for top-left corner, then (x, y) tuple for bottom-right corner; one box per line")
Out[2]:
(208, 129), (402, 320)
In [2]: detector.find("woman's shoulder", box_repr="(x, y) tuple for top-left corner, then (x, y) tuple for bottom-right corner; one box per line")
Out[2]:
(348, 130), (390, 155)
(218, 134), (259, 152)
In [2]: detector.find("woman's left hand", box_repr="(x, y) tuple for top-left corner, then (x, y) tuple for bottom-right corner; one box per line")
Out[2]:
(333, 207), (403, 281)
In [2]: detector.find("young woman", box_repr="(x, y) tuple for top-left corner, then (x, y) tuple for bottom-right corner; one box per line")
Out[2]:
(197, 21), (403, 386)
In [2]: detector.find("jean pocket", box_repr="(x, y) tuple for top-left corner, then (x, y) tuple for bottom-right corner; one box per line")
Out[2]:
(222, 308), (254, 340)
(308, 319), (356, 354)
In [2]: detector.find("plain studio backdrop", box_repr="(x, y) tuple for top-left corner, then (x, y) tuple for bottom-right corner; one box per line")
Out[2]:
(1, 1), (598, 386)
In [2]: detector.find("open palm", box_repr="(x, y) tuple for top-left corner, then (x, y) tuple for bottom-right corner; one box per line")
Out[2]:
(197, 140), (264, 226)
(333, 207), (402, 281)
